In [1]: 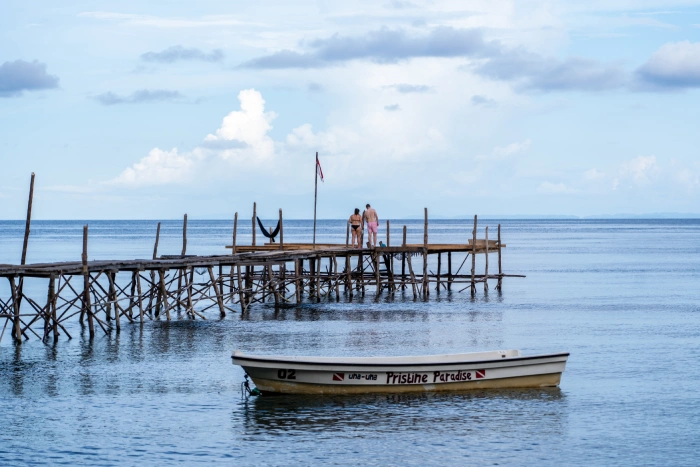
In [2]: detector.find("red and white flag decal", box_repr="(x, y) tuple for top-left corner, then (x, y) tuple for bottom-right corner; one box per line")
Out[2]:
(332, 372), (344, 381)
(476, 369), (486, 379)
(316, 158), (324, 182)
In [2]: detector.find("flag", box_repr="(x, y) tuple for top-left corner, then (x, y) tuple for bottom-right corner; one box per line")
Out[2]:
(316, 157), (324, 183)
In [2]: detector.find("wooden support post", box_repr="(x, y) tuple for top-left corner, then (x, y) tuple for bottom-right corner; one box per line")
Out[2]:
(208, 266), (226, 317)
(108, 271), (120, 331)
(237, 265), (246, 312)
(153, 222), (161, 259)
(383, 254), (396, 294)
(484, 226), (489, 292)
(136, 272), (144, 323)
(333, 255), (340, 301)
(471, 215), (477, 296)
(309, 258), (316, 297)
(406, 253), (418, 299)
(386, 220), (390, 247)
(345, 255), (352, 297)
(16, 172), (36, 318)
(10, 277), (22, 342)
(359, 253), (365, 296)
(177, 214), (187, 310)
(316, 256), (322, 302)
(279, 209), (284, 250)
(346, 223), (350, 247)
(497, 224), (503, 291)
(82, 225), (95, 337)
(294, 259), (301, 304)
(149, 222), (161, 315)
(374, 252), (382, 296)
(158, 269), (170, 320)
(49, 275), (58, 342)
(185, 267), (194, 316)
(436, 252), (441, 292)
(182, 214), (188, 256)
(21, 172), (35, 265)
(423, 208), (429, 298)
(402, 225), (407, 289)
(252, 202), (257, 246)
(447, 252), (452, 291)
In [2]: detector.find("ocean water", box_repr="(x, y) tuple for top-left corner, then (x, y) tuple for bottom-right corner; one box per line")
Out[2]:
(0, 219), (698, 466)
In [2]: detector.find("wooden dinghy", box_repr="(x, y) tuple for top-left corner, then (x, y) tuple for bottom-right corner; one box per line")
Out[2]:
(232, 349), (569, 395)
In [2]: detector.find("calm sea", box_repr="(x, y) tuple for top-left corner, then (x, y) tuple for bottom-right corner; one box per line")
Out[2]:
(0, 219), (698, 466)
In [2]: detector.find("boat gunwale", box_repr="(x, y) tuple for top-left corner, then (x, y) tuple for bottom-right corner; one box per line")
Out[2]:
(231, 352), (570, 369)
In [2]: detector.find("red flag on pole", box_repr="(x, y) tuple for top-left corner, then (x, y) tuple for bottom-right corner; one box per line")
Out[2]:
(316, 157), (324, 182)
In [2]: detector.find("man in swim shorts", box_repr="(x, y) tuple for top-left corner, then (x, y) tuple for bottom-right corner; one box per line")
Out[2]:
(363, 204), (379, 248)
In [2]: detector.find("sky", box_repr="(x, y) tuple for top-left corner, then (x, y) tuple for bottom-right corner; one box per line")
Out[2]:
(1, 0), (700, 220)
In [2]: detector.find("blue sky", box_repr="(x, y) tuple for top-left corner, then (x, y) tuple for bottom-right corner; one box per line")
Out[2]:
(2, 1), (700, 219)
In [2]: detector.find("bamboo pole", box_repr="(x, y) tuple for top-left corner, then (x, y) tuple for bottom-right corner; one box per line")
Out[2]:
(158, 269), (170, 320)
(279, 209), (284, 250)
(436, 252), (441, 292)
(497, 224), (503, 291)
(153, 222), (161, 259)
(484, 226), (489, 292)
(374, 252), (381, 296)
(402, 225), (407, 289)
(423, 208), (429, 298)
(21, 173), (35, 265)
(471, 215), (477, 296)
(333, 255), (340, 301)
(252, 202), (257, 246)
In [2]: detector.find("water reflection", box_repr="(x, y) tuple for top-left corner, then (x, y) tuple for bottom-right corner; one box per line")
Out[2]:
(238, 388), (567, 438)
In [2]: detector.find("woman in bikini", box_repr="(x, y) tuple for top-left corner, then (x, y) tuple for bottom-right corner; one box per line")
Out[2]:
(348, 208), (363, 248)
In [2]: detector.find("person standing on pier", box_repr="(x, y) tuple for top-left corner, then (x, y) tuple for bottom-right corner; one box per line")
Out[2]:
(348, 208), (363, 248)
(363, 204), (379, 248)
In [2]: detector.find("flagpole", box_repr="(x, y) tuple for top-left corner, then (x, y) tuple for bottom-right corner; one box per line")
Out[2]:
(313, 151), (318, 249)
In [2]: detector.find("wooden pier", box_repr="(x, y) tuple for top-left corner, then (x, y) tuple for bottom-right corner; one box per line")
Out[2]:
(0, 176), (523, 343)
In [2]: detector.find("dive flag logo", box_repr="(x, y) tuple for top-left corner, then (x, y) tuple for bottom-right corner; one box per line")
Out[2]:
(476, 369), (486, 379)
(332, 372), (345, 381)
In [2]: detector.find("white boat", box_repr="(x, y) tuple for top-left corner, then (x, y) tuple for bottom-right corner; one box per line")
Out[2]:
(232, 349), (569, 395)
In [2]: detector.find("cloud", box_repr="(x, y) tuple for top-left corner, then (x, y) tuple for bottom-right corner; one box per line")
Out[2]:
(474, 51), (627, 92)
(537, 181), (575, 194)
(307, 82), (324, 92)
(112, 89), (277, 186)
(241, 27), (499, 68)
(621, 155), (657, 183)
(204, 89), (277, 160)
(93, 89), (184, 105)
(476, 139), (531, 161)
(140, 45), (224, 63)
(79, 12), (255, 29)
(112, 148), (197, 185)
(471, 94), (495, 106)
(636, 41), (700, 89)
(384, 104), (401, 111)
(387, 0), (417, 9)
(0, 59), (59, 97)
(385, 83), (432, 93)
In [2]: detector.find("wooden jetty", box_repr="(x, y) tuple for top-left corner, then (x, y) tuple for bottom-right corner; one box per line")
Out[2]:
(0, 176), (523, 344)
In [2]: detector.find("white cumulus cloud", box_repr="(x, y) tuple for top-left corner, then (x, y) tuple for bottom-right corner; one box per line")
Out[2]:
(113, 148), (198, 186)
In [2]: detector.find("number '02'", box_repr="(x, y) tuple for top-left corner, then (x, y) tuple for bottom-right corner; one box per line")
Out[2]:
(277, 369), (297, 380)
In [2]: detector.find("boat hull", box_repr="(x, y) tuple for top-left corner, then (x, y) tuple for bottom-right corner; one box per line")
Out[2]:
(233, 350), (569, 395)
